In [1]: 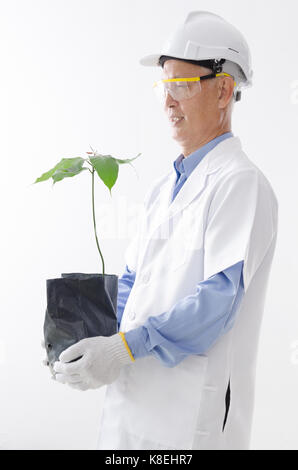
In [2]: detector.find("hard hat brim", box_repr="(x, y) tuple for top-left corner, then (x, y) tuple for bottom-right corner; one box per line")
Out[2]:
(139, 54), (161, 67)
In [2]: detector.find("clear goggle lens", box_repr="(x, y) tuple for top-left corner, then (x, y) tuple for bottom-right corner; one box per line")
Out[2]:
(153, 79), (202, 103)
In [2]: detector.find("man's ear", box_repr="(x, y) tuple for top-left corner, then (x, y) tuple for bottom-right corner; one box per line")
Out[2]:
(218, 77), (235, 109)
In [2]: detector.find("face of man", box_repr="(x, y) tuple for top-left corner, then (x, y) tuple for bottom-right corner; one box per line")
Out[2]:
(162, 59), (233, 157)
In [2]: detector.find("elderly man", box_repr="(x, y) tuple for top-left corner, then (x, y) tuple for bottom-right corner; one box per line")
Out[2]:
(53, 11), (278, 450)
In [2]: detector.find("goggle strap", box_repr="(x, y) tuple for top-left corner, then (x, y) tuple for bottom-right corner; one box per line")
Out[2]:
(199, 72), (217, 81)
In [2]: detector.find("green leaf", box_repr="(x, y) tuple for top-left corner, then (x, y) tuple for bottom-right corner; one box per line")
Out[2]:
(34, 162), (62, 183)
(52, 166), (88, 184)
(89, 155), (119, 192)
(34, 157), (86, 184)
(115, 152), (141, 165)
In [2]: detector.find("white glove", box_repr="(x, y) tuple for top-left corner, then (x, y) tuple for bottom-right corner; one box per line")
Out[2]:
(53, 333), (134, 391)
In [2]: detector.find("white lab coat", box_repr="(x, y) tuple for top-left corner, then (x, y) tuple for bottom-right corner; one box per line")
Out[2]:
(97, 136), (278, 450)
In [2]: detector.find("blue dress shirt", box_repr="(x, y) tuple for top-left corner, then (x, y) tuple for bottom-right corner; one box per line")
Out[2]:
(118, 132), (245, 367)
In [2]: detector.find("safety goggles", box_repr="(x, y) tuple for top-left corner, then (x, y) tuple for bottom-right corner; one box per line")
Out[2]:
(153, 73), (236, 103)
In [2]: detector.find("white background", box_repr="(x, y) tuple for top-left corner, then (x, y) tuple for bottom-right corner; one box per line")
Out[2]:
(0, 0), (297, 450)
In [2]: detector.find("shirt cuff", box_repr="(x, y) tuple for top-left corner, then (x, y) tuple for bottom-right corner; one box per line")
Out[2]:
(123, 326), (150, 360)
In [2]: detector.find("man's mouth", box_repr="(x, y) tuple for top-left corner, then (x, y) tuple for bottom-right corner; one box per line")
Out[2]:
(169, 117), (184, 126)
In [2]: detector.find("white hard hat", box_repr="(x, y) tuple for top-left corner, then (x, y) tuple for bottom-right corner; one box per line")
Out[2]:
(140, 11), (253, 97)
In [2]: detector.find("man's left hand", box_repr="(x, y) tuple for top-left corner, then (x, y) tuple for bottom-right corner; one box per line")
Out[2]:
(53, 333), (134, 391)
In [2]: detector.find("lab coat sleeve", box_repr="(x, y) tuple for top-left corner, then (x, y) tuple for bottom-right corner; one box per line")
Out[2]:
(204, 169), (278, 293)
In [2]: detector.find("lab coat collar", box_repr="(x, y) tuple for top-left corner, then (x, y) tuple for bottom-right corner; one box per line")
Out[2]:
(170, 135), (242, 205)
(195, 135), (242, 176)
(148, 136), (243, 238)
(174, 132), (234, 180)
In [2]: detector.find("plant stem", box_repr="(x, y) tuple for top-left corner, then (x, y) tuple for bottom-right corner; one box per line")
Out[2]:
(91, 168), (105, 275)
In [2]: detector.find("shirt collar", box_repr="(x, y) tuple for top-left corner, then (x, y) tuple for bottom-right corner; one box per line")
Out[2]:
(173, 132), (233, 180)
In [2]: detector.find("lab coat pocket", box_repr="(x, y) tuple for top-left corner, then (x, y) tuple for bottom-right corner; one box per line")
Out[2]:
(167, 240), (187, 271)
(167, 208), (204, 272)
(166, 225), (188, 272)
(121, 354), (209, 449)
(143, 228), (187, 274)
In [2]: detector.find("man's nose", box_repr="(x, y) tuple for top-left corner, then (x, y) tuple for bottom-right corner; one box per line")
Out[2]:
(164, 89), (178, 108)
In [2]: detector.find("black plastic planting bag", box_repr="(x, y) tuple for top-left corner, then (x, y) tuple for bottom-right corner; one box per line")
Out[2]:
(44, 273), (118, 369)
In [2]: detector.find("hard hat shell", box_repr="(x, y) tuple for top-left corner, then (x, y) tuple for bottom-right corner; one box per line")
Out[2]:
(140, 11), (253, 88)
